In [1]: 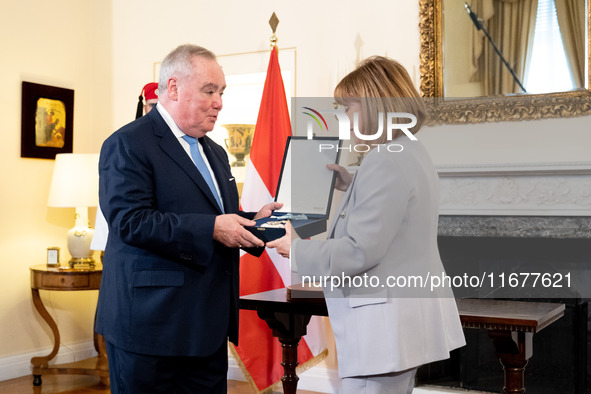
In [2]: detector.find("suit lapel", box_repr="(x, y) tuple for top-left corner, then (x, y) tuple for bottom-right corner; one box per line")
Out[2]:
(149, 109), (224, 214)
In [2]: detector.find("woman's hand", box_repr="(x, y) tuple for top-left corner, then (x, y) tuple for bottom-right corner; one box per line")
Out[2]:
(327, 163), (353, 192)
(266, 222), (294, 258)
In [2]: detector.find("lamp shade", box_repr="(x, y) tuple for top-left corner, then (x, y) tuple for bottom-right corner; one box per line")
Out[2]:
(47, 153), (99, 208)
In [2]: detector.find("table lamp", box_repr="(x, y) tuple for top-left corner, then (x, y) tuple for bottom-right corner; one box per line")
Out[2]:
(47, 153), (99, 268)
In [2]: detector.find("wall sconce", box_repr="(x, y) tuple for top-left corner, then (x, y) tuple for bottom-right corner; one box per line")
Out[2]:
(47, 153), (99, 268)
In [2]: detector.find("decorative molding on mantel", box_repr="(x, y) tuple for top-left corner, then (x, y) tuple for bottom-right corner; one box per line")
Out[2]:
(436, 162), (591, 216)
(437, 215), (591, 239)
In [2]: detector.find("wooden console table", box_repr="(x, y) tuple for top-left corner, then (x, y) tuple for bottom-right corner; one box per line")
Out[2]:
(456, 298), (565, 393)
(29, 264), (108, 386)
(240, 289), (565, 394)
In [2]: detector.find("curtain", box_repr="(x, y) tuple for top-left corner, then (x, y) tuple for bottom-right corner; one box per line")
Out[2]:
(483, 0), (538, 95)
(555, 0), (587, 88)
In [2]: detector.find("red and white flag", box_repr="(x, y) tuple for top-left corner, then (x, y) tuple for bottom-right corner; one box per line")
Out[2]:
(232, 46), (327, 392)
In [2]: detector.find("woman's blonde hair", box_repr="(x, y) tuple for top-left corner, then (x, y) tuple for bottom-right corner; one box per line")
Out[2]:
(334, 56), (427, 143)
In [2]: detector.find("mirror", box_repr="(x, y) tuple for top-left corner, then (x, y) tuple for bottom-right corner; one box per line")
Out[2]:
(419, 0), (591, 124)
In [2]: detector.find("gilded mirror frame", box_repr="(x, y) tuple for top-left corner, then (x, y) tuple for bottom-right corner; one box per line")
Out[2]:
(419, 0), (591, 125)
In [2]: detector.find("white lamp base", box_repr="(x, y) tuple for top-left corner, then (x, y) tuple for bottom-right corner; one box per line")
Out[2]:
(67, 207), (96, 268)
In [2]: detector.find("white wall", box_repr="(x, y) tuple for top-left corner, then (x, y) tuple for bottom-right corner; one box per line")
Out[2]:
(421, 114), (591, 167)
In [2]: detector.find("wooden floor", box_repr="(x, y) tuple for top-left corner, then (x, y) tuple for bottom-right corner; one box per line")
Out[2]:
(0, 374), (324, 394)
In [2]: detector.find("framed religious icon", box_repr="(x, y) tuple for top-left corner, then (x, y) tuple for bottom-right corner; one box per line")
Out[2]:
(21, 82), (74, 159)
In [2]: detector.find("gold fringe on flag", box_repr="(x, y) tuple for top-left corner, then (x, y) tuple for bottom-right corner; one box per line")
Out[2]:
(230, 343), (329, 394)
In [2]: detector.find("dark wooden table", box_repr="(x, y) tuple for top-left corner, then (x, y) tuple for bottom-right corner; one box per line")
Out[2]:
(240, 289), (564, 394)
(29, 264), (109, 387)
(456, 298), (565, 393)
(240, 288), (328, 394)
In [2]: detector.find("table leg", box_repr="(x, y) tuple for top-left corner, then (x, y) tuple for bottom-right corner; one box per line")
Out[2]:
(488, 330), (533, 394)
(30, 288), (61, 385)
(279, 336), (301, 394)
(95, 334), (110, 386)
(256, 310), (312, 394)
(91, 301), (109, 385)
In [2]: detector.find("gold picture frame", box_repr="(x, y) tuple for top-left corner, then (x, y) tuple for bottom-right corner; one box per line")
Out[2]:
(418, 0), (591, 125)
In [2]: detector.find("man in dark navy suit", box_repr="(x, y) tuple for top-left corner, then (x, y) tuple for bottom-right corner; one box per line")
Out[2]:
(96, 44), (280, 393)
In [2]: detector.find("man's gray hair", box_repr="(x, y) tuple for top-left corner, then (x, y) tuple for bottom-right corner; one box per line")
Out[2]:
(158, 44), (216, 92)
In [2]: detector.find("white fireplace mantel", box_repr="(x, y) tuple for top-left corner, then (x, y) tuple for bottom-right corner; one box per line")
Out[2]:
(437, 162), (591, 217)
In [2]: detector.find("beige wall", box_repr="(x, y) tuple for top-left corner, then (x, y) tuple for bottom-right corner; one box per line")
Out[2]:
(1, 0), (590, 379)
(0, 0), (112, 360)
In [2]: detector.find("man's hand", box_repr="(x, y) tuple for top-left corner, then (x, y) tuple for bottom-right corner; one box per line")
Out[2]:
(327, 163), (353, 192)
(213, 214), (264, 248)
(266, 222), (293, 259)
(254, 202), (284, 220)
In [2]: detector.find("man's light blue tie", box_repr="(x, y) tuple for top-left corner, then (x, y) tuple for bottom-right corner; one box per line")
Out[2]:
(182, 135), (224, 212)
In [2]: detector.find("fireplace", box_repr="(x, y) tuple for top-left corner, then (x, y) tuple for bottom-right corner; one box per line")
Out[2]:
(416, 215), (590, 393)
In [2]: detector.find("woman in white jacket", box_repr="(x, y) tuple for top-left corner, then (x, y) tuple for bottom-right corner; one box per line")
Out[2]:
(268, 56), (465, 393)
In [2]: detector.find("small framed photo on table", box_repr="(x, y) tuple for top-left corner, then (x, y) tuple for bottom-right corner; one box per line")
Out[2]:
(46, 247), (60, 267)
